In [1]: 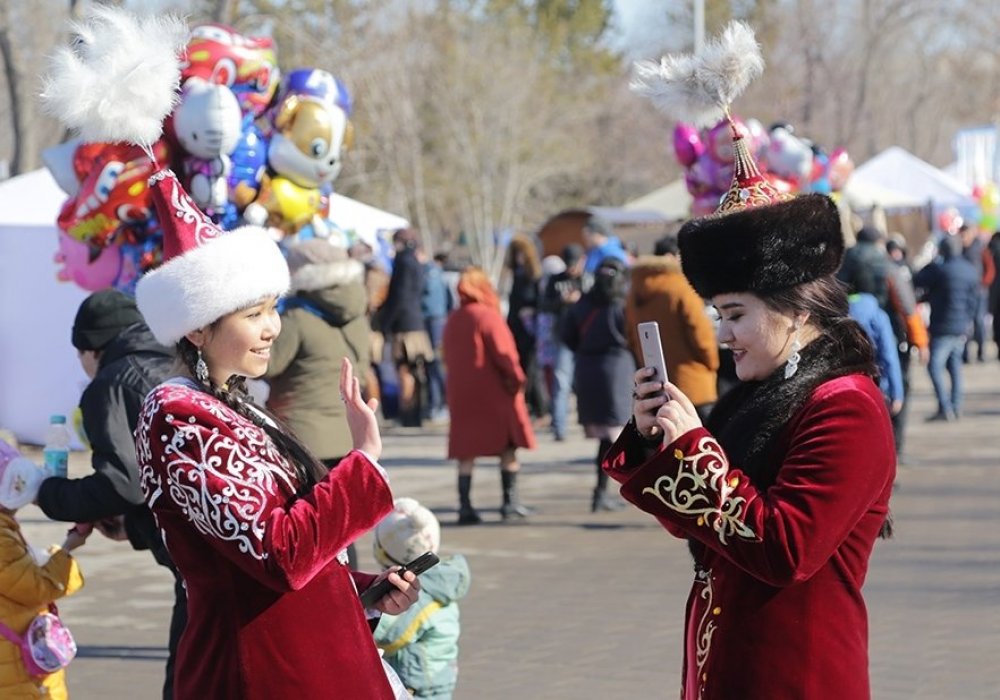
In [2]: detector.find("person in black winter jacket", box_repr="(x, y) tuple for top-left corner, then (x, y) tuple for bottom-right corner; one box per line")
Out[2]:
(379, 229), (434, 426)
(35, 289), (184, 699)
(913, 236), (980, 422)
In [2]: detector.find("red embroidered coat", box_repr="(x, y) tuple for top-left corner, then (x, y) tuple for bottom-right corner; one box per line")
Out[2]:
(603, 375), (895, 699)
(135, 381), (395, 699)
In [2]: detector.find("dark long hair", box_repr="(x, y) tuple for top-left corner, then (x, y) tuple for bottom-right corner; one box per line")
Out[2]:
(706, 276), (892, 539)
(176, 336), (329, 494)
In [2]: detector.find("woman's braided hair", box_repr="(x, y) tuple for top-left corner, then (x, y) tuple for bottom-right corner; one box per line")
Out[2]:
(176, 336), (329, 494)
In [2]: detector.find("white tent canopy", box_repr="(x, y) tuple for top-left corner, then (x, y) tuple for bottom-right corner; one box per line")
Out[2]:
(0, 168), (407, 445)
(624, 179), (692, 221)
(850, 146), (975, 210)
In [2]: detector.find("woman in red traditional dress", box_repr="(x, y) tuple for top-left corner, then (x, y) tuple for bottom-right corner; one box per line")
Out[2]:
(603, 194), (895, 699)
(133, 171), (418, 699)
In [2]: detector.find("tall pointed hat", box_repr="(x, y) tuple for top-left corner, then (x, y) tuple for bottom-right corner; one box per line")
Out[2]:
(40, 5), (288, 346)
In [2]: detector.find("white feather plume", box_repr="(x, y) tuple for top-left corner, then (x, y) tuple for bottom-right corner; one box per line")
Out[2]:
(630, 21), (764, 127)
(40, 4), (188, 147)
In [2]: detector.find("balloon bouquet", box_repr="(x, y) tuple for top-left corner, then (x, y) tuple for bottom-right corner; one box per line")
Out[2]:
(43, 20), (357, 294)
(673, 118), (854, 216)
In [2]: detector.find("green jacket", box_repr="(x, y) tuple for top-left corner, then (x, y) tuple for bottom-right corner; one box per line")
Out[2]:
(374, 555), (471, 699)
(265, 258), (370, 460)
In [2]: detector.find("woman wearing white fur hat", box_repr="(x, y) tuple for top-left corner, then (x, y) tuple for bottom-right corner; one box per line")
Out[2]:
(40, 7), (417, 698)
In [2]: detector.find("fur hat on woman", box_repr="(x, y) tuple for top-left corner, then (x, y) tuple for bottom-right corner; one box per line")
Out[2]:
(0, 440), (45, 511)
(678, 194), (845, 299)
(135, 172), (290, 346)
(373, 498), (441, 567)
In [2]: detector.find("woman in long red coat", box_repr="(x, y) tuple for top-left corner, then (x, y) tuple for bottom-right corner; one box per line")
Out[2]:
(443, 267), (536, 524)
(605, 195), (894, 699)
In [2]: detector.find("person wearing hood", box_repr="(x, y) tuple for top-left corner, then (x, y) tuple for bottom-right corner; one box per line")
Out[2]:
(625, 234), (719, 422)
(35, 289), (182, 699)
(373, 499), (471, 700)
(265, 238), (372, 465)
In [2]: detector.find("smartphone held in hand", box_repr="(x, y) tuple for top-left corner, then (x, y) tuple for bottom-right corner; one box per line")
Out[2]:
(360, 551), (440, 608)
(637, 321), (669, 390)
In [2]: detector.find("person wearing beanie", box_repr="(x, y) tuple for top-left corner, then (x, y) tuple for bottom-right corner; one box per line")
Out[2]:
(581, 215), (629, 275)
(36, 289), (184, 699)
(0, 439), (89, 700)
(603, 194), (895, 700)
(132, 171), (417, 699)
(373, 499), (471, 700)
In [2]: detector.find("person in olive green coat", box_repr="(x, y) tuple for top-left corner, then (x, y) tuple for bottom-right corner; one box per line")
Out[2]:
(266, 238), (372, 465)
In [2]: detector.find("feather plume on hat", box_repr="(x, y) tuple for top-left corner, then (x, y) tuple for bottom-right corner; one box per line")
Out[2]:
(40, 5), (288, 346)
(40, 4), (188, 150)
(630, 21), (763, 128)
(631, 21), (786, 214)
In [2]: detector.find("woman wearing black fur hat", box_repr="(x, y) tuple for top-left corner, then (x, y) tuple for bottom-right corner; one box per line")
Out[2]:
(601, 194), (895, 700)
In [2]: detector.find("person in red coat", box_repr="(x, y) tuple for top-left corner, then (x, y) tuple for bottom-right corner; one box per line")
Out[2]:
(443, 267), (537, 524)
(604, 194), (895, 699)
(133, 172), (418, 699)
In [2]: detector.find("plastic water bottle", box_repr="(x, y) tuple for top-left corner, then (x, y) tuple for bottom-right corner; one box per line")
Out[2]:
(43, 415), (71, 479)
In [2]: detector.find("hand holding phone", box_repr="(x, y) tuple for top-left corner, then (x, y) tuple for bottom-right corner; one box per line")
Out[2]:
(637, 321), (669, 391)
(360, 551), (439, 608)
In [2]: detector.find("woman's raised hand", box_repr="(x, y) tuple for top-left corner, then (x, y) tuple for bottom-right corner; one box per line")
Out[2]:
(340, 356), (382, 460)
(632, 366), (669, 440)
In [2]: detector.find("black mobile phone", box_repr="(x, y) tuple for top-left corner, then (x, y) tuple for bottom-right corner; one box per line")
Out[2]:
(359, 551), (440, 608)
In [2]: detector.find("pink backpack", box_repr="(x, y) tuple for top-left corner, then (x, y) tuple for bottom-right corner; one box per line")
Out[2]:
(0, 606), (77, 677)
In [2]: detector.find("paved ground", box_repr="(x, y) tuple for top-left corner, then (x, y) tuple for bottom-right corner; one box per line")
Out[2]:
(16, 356), (1000, 698)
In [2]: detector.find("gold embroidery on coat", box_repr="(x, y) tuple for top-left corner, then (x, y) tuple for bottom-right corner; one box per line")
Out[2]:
(694, 573), (716, 698)
(641, 436), (759, 544)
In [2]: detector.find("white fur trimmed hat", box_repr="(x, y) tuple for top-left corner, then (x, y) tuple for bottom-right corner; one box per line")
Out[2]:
(136, 171), (289, 345)
(0, 440), (45, 510)
(373, 497), (441, 567)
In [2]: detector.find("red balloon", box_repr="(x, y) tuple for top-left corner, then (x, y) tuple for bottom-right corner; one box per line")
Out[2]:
(673, 123), (705, 168)
(827, 147), (855, 191)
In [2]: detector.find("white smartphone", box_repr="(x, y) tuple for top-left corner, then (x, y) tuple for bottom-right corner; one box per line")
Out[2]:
(637, 321), (669, 389)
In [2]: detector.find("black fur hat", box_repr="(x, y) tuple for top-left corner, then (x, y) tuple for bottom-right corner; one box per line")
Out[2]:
(678, 194), (844, 298)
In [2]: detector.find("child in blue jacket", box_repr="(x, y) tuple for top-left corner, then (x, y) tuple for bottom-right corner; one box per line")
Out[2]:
(373, 499), (470, 700)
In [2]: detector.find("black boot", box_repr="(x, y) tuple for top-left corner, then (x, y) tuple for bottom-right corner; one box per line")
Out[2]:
(500, 470), (531, 520)
(457, 474), (481, 525)
(592, 440), (625, 512)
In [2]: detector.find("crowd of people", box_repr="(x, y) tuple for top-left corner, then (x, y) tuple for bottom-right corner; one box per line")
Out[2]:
(1, 173), (997, 698)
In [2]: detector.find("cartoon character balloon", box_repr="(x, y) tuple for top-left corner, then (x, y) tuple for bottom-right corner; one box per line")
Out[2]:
(182, 24), (280, 119)
(243, 68), (354, 238)
(171, 77), (243, 217)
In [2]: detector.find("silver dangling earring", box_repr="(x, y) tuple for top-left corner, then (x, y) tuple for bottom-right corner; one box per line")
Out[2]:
(195, 349), (210, 384)
(784, 330), (802, 380)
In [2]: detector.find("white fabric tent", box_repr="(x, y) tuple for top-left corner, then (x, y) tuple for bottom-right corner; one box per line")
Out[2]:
(841, 177), (925, 210)
(624, 179), (692, 221)
(850, 147), (975, 211)
(0, 168), (407, 445)
(0, 169), (90, 446)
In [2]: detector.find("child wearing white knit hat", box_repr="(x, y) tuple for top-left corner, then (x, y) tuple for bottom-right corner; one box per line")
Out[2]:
(373, 499), (471, 699)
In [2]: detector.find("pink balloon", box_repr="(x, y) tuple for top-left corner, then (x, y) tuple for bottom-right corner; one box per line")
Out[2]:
(673, 123), (704, 168)
(54, 232), (127, 291)
(827, 147), (855, 191)
(692, 192), (722, 216)
(706, 117), (747, 165)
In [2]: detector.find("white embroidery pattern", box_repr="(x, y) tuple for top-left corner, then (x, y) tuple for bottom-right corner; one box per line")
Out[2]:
(137, 383), (297, 561)
(167, 174), (220, 246)
(641, 436), (759, 544)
